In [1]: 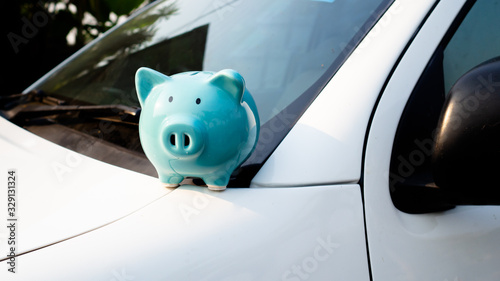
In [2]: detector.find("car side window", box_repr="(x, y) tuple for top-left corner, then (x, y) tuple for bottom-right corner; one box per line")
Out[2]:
(389, 0), (500, 213)
(443, 0), (500, 94)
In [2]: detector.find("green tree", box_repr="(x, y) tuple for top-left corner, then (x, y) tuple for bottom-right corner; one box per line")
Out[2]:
(2, 0), (154, 94)
(45, 0), (150, 47)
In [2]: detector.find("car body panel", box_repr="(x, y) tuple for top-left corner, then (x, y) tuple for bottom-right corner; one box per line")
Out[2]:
(9, 184), (369, 281)
(0, 0), (436, 263)
(3, 0), (500, 280)
(0, 117), (171, 260)
(364, 0), (500, 280)
(252, 0), (436, 187)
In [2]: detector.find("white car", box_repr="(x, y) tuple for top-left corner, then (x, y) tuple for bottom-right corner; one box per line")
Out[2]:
(1, 0), (500, 280)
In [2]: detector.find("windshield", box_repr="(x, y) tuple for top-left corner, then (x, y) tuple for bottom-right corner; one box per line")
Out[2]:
(26, 0), (393, 185)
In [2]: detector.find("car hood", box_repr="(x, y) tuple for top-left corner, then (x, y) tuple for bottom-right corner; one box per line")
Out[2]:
(0, 117), (172, 260)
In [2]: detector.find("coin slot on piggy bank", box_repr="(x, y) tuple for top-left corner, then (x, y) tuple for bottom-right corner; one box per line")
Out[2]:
(135, 67), (260, 191)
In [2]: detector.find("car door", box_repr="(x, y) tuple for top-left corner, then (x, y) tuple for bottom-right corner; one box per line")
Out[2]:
(364, 0), (500, 280)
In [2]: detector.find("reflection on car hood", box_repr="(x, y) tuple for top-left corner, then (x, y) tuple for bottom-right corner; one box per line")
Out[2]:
(0, 117), (172, 260)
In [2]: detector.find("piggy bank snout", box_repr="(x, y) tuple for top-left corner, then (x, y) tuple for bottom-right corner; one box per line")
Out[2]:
(162, 117), (206, 158)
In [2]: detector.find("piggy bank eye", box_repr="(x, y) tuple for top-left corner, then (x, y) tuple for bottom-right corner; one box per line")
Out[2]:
(168, 96), (173, 103)
(196, 98), (201, 105)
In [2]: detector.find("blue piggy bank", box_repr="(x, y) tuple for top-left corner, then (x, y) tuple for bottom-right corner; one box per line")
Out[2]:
(135, 67), (259, 191)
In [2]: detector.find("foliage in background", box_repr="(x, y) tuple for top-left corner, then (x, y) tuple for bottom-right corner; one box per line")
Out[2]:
(1, 0), (153, 95)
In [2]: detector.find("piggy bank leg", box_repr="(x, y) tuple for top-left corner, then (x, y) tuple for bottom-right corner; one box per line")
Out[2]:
(207, 185), (226, 191)
(204, 174), (230, 191)
(159, 174), (184, 188)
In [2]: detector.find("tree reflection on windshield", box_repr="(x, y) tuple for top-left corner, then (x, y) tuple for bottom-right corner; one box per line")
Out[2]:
(37, 1), (179, 105)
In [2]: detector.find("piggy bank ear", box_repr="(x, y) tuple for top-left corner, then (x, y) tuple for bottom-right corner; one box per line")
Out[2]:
(207, 69), (245, 103)
(135, 67), (171, 107)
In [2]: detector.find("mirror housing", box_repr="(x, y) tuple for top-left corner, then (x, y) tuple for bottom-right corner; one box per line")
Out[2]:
(433, 58), (500, 205)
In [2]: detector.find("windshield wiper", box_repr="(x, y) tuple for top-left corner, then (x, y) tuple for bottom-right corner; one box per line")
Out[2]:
(0, 91), (141, 125)
(0, 90), (66, 109)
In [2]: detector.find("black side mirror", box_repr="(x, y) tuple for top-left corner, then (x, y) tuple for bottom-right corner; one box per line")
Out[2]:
(433, 57), (500, 205)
